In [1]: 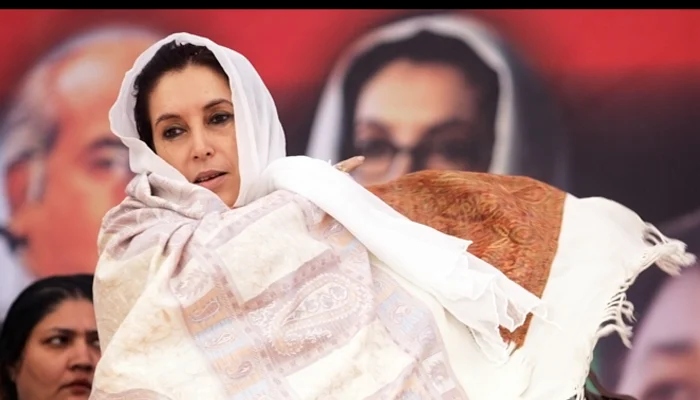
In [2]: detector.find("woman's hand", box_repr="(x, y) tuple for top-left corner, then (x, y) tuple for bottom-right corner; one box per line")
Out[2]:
(334, 156), (364, 173)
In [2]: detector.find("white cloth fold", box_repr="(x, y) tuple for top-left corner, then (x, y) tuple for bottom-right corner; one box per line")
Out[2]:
(253, 155), (547, 361)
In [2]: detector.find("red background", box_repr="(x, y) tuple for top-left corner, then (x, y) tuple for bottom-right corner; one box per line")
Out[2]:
(1, 9), (698, 223)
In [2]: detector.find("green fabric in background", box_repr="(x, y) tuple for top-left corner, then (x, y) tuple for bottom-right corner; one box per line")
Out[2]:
(586, 355), (601, 395)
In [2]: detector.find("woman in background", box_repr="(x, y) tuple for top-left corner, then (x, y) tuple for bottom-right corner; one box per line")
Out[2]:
(306, 12), (570, 190)
(0, 273), (98, 400)
(595, 208), (700, 400)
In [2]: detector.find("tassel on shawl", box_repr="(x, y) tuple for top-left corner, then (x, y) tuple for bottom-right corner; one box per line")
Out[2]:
(571, 223), (696, 400)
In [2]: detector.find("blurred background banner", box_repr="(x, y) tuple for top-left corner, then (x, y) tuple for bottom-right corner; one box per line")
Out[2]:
(0, 9), (698, 398)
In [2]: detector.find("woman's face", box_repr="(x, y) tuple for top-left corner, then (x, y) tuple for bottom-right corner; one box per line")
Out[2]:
(352, 59), (489, 186)
(11, 298), (99, 400)
(148, 64), (241, 207)
(616, 269), (700, 400)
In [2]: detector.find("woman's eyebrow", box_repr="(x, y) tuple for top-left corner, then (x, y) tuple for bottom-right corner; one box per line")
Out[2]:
(155, 99), (234, 127)
(641, 338), (696, 364)
(203, 98), (233, 110)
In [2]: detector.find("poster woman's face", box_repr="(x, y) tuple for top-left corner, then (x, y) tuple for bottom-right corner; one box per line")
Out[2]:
(616, 268), (700, 400)
(352, 59), (489, 186)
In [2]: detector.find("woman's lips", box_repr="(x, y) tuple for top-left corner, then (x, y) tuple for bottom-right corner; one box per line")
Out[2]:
(195, 172), (228, 190)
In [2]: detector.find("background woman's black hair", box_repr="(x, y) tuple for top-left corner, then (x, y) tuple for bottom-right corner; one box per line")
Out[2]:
(338, 28), (500, 167)
(133, 40), (228, 152)
(0, 273), (94, 400)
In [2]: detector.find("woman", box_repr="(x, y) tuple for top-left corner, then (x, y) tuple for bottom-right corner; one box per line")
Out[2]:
(0, 274), (98, 400)
(306, 13), (570, 190)
(92, 33), (692, 400)
(596, 208), (700, 399)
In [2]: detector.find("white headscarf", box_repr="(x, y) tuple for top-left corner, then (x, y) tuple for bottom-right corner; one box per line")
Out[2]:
(109, 32), (548, 363)
(109, 33), (285, 208)
(306, 13), (569, 190)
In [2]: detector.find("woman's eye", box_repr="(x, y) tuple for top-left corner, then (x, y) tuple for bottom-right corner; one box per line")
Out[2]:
(210, 113), (232, 125)
(46, 336), (67, 347)
(642, 381), (698, 400)
(163, 127), (184, 139)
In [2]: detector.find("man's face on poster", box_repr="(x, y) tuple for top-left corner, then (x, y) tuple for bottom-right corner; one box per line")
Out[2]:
(6, 37), (155, 278)
(616, 267), (700, 400)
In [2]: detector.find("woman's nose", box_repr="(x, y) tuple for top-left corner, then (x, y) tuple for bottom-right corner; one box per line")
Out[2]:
(67, 341), (97, 372)
(384, 150), (413, 181)
(191, 127), (215, 159)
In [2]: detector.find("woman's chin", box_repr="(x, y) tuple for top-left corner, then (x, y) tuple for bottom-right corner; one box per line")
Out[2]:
(217, 189), (239, 209)
(193, 175), (239, 207)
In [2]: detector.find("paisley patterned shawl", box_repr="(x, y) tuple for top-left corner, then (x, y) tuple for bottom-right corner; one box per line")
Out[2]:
(91, 169), (694, 400)
(93, 172), (483, 400)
